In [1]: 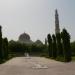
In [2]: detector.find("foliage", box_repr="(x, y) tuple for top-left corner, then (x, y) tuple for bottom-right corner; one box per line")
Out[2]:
(0, 26), (3, 62)
(47, 34), (52, 57)
(2, 38), (9, 60)
(0, 26), (9, 64)
(9, 41), (26, 53)
(71, 41), (75, 56)
(61, 29), (72, 62)
(47, 29), (72, 62)
(72, 56), (75, 61)
(56, 33), (63, 56)
(8, 40), (45, 56)
(52, 34), (57, 58)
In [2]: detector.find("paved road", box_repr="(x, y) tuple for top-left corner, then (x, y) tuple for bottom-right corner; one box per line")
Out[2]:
(0, 57), (75, 75)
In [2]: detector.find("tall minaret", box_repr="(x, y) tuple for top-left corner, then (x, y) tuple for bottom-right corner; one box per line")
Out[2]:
(55, 9), (60, 34)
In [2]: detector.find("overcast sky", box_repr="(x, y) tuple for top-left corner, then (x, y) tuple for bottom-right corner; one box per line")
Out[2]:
(0, 0), (75, 43)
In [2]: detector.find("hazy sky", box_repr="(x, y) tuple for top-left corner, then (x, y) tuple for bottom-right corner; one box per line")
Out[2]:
(0, 0), (75, 43)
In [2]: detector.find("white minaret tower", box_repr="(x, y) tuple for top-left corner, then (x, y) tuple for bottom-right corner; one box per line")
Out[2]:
(55, 9), (60, 34)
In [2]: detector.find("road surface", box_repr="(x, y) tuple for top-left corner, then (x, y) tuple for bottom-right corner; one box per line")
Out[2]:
(0, 57), (75, 75)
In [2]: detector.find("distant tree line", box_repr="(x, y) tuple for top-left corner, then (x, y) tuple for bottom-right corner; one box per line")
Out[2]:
(47, 29), (72, 62)
(8, 40), (45, 57)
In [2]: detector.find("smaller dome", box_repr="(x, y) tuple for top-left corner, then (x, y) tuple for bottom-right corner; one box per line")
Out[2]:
(35, 40), (43, 46)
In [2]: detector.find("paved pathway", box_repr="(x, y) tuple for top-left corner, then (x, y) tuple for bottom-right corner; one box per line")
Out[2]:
(0, 57), (75, 75)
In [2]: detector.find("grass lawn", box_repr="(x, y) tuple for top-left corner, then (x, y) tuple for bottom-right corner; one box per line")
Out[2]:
(72, 56), (75, 61)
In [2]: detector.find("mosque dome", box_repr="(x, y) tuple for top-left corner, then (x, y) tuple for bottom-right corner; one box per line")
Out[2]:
(18, 32), (33, 44)
(19, 32), (30, 41)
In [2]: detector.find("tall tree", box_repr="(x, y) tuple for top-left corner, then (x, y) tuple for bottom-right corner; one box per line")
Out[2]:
(56, 33), (63, 56)
(52, 34), (57, 58)
(47, 34), (52, 57)
(3, 38), (8, 60)
(61, 29), (72, 62)
(0, 26), (3, 62)
(45, 38), (47, 46)
(71, 42), (75, 56)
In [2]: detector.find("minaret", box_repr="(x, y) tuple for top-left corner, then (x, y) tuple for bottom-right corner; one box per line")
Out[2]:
(55, 9), (60, 34)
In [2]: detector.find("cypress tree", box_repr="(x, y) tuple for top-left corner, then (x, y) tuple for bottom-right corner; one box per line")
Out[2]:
(52, 34), (57, 58)
(3, 38), (8, 60)
(56, 33), (63, 56)
(0, 26), (3, 62)
(61, 29), (72, 62)
(47, 34), (52, 57)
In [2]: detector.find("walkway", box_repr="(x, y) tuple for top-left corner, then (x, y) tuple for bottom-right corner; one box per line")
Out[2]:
(0, 57), (75, 75)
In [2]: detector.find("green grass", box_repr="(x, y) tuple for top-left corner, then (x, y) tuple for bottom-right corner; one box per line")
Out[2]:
(46, 56), (65, 62)
(72, 56), (75, 61)
(55, 56), (65, 62)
